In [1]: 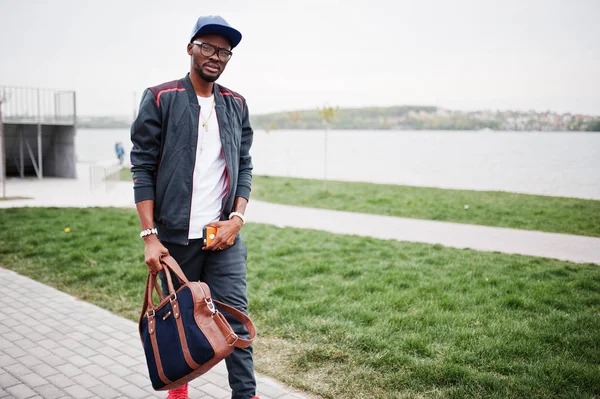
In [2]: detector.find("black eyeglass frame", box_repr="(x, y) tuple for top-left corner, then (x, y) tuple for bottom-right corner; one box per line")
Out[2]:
(192, 41), (233, 62)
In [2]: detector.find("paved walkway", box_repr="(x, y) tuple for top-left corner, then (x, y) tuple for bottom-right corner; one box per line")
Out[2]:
(247, 202), (600, 264)
(0, 268), (310, 399)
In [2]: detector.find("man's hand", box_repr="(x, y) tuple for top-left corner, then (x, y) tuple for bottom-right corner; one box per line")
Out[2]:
(204, 218), (243, 251)
(144, 235), (169, 274)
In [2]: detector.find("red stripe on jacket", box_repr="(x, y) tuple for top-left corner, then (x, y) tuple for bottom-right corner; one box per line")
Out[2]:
(156, 88), (185, 106)
(220, 91), (245, 113)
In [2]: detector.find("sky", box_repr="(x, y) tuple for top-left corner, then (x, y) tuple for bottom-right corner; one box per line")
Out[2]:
(0, 0), (599, 117)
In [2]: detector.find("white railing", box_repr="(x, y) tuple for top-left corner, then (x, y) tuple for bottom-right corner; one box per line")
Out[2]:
(0, 86), (76, 125)
(89, 161), (122, 193)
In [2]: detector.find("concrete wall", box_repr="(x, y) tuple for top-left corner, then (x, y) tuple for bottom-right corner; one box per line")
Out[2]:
(2, 123), (76, 178)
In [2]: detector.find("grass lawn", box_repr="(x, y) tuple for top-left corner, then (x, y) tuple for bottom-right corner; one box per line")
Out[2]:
(118, 166), (132, 182)
(0, 208), (598, 398)
(117, 169), (600, 237)
(251, 175), (600, 237)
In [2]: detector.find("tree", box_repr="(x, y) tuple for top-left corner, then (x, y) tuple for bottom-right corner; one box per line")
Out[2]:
(288, 111), (301, 125)
(284, 112), (303, 176)
(317, 105), (337, 190)
(586, 119), (600, 132)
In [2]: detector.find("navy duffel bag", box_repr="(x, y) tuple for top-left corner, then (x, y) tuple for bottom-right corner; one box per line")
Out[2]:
(139, 256), (256, 390)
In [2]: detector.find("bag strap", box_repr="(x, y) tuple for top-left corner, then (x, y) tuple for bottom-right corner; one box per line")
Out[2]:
(213, 299), (256, 348)
(139, 256), (188, 323)
(139, 274), (152, 325)
(154, 279), (164, 301)
(160, 255), (189, 284)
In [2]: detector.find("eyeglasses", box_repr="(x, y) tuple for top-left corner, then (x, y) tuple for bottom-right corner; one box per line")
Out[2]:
(192, 41), (233, 62)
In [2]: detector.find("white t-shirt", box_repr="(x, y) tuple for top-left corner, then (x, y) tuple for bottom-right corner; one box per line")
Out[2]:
(188, 95), (228, 239)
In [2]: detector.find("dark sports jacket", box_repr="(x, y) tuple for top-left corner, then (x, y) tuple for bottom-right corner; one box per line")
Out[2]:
(130, 73), (253, 245)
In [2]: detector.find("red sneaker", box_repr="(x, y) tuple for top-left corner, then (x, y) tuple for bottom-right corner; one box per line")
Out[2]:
(167, 383), (188, 399)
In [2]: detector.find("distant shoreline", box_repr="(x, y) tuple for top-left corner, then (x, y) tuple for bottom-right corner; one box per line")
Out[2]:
(78, 105), (600, 132)
(77, 124), (599, 133)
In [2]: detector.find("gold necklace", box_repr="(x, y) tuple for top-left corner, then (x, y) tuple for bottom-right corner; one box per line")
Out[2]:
(200, 97), (215, 132)
(199, 97), (215, 153)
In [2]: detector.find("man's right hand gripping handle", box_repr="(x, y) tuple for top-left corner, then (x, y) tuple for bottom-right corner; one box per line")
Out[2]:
(136, 200), (169, 274)
(144, 235), (169, 274)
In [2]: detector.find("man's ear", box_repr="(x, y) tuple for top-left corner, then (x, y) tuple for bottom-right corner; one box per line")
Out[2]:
(187, 43), (194, 55)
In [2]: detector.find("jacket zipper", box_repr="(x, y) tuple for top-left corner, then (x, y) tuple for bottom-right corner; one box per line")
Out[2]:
(219, 147), (231, 221)
(216, 103), (231, 221)
(186, 104), (200, 245)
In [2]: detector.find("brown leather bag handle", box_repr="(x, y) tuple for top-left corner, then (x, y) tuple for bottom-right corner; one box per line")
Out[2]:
(155, 279), (165, 301)
(139, 274), (152, 325)
(160, 255), (189, 284)
(143, 274), (163, 316)
(140, 256), (256, 348)
(139, 261), (176, 325)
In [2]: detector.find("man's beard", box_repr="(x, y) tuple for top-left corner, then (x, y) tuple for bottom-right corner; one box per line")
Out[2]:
(195, 62), (221, 83)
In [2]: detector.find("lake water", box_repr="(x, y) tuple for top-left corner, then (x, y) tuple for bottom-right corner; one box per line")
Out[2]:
(77, 128), (600, 200)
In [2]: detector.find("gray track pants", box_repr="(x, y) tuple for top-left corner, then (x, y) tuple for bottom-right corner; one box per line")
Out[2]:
(160, 234), (256, 399)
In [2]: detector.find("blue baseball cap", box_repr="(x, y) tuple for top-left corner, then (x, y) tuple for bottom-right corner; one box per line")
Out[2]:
(189, 15), (242, 48)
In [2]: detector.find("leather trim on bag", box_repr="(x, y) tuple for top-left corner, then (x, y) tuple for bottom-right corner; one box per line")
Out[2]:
(150, 325), (171, 386)
(173, 298), (201, 369)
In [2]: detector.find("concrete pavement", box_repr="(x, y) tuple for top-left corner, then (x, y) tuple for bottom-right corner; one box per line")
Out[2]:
(0, 268), (310, 399)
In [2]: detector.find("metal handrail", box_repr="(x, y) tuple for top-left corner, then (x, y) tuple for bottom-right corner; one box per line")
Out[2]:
(89, 160), (122, 193)
(0, 85), (76, 125)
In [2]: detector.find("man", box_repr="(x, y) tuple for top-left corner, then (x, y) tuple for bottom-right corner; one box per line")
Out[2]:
(115, 142), (125, 165)
(130, 15), (258, 399)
